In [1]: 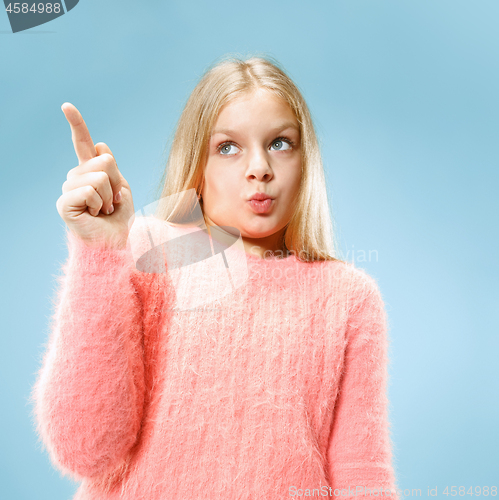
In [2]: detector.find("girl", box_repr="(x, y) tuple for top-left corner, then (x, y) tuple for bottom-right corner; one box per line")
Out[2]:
(31, 55), (399, 499)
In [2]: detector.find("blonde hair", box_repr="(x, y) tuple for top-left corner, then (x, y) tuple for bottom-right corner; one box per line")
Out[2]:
(153, 53), (344, 263)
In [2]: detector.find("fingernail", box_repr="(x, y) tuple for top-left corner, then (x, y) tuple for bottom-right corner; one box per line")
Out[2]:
(115, 190), (122, 202)
(107, 204), (115, 215)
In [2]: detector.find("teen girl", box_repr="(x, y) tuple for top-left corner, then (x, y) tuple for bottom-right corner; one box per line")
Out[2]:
(32, 55), (398, 500)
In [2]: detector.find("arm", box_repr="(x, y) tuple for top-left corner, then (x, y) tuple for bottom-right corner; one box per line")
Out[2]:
(327, 270), (399, 498)
(30, 228), (146, 481)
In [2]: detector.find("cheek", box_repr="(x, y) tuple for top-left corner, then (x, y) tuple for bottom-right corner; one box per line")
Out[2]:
(286, 160), (302, 193)
(204, 165), (239, 201)
(204, 164), (221, 194)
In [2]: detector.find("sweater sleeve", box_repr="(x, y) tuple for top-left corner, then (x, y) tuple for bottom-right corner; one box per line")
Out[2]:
(326, 270), (399, 499)
(30, 228), (146, 481)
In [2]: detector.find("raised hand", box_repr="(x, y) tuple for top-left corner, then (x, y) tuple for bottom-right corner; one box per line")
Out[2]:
(56, 103), (135, 249)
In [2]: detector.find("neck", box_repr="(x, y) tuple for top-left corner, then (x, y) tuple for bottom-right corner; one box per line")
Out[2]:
(241, 232), (286, 259)
(203, 221), (287, 259)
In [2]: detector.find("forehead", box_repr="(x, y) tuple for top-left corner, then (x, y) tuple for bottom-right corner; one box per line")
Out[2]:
(212, 89), (299, 134)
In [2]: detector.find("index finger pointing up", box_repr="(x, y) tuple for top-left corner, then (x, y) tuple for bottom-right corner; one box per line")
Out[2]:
(61, 102), (97, 165)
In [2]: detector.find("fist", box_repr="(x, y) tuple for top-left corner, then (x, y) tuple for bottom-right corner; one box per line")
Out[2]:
(56, 103), (135, 249)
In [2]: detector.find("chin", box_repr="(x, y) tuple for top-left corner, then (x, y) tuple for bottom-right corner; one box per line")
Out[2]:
(241, 226), (280, 241)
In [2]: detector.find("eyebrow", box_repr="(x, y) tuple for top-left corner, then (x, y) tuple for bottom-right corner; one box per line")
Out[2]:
(211, 121), (300, 136)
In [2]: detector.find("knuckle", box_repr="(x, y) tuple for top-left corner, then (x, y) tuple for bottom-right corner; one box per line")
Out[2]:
(67, 167), (76, 179)
(94, 171), (110, 192)
(90, 189), (103, 207)
(100, 153), (114, 166)
(57, 193), (68, 213)
(62, 179), (74, 193)
(95, 170), (109, 182)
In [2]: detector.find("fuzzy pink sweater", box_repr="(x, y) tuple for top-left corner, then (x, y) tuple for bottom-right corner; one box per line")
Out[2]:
(31, 217), (399, 500)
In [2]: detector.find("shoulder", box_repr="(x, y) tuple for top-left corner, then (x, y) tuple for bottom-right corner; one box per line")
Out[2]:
(319, 259), (384, 316)
(318, 259), (381, 295)
(346, 264), (383, 305)
(342, 265), (388, 344)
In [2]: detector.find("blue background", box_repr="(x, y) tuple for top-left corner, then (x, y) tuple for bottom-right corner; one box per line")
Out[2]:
(1, 0), (498, 498)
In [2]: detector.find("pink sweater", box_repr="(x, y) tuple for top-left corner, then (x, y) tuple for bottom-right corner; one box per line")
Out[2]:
(31, 217), (399, 500)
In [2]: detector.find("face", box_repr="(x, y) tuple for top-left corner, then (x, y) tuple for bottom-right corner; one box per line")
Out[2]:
(201, 87), (302, 257)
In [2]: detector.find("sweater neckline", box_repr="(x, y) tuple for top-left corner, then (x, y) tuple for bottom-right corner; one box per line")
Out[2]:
(243, 251), (297, 263)
(229, 244), (302, 268)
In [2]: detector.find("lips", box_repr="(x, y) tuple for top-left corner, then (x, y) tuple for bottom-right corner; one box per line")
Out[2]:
(249, 192), (272, 201)
(247, 192), (274, 214)
(248, 198), (273, 214)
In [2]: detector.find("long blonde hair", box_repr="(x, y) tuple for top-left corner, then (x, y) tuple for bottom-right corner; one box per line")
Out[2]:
(153, 53), (344, 263)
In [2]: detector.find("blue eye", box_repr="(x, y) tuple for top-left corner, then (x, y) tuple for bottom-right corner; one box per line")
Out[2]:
(218, 143), (240, 155)
(216, 136), (295, 156)
(271, 138), (292, 151)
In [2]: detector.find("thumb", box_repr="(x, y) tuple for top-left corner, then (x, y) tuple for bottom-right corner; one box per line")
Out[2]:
(95, 142), (114, 158)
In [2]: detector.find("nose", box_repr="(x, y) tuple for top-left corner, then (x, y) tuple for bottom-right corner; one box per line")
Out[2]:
(245, 146), (274, 182)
